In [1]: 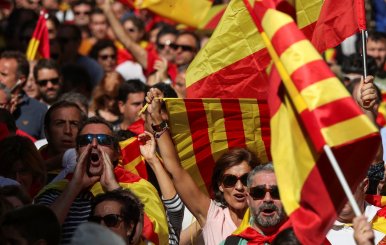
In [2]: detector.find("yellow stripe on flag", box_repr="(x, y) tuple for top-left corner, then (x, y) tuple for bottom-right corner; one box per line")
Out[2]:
(26, 39), (40, 61)
(321, 115), (379, 147)
(300, 78), (350, 110)
(165, 99), (208, 195)
(262, 8), (293, 40)
(280, 40), (321, 75)
(271, 99), (316, 215)
(240, 100), (269, 163)
(203, 99), (228, 161)
(121, 156), (143, 176)
(296, 0), (323, 29)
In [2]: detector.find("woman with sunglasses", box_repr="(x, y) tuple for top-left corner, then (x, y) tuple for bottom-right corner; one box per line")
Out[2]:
(89, 189), (144, 245)
(145, 88), (260, 245)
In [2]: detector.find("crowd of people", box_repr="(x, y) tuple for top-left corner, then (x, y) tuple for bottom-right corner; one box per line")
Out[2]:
(0, 0), (385, 244)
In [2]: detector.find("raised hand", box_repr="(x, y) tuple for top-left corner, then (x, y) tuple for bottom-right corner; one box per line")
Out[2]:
(356, 75), (378, 111)
(72, 145), (100, 190)
(138, 131), (157, 162)
(100, 148), (120, 191)
(353, 215), (375, 245)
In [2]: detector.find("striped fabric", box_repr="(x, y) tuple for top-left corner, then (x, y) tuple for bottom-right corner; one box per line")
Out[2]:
(35, 190), (93, 244)
(186, 0), (270, 99)
(163, 194), (184, 245)
(26, 10), (50, 61)
(243, 0), (380, 243)
(198, 4), (227, 30)
(164, 98), (270, 195)
(119, 136), (148, 179)
(134, 0), (212, 28)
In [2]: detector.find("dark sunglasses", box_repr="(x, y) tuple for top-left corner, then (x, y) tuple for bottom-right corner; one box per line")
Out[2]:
(74, 11), (91, 15)
(249, 185), (280, 200)
(76, 134), (115, 147)
(157, 42), (175, 50)
(99, 54), (116, 60)
(89, 214), (123, 227)
(37, 77), (60, 86)
(222, 173), (249, 188)
(170, 43), (196, 52)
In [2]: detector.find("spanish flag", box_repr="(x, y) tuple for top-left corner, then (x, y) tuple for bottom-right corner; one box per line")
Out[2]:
(26, 10), (50, 61)
(244, 0), (380, 243)
(134, 0), (212, 28)
(198, 3), (227, 31)
(164, 98), (270, 195)
(186, 0), (270, 99)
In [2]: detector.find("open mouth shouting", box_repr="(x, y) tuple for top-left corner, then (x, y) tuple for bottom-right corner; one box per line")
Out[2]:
(87, 149), (103, 176)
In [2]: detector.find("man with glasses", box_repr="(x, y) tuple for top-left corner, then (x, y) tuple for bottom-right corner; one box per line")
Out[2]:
(72, 0), (92, 28)
(174, 31), (200, 70)
(35, 117), (168, 244)
(33, 59), (62, 106)
(221, 163), (288, 244)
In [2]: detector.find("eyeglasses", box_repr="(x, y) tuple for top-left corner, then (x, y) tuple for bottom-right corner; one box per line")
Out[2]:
(249, 185), (280, 200)
(89, 214), (123, 227)
(170, 43), (196, 52)
(37, 77), (60, 86)
(157, 40), (174, 50)
(222, 173), (249, 188)
(99, 54), (116, 60)
(74, 11), (91, 16)
(76, 134), (115, 147)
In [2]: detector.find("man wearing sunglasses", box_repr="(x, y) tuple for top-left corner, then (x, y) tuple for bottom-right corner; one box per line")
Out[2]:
(33, 59), (63, 106)
(35, 117), (168, 244)
(222, 163), (288, 244)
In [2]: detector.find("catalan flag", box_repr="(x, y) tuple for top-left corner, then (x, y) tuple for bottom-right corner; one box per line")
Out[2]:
(244, 0), (380, 243)
(26, 10), (50, 61)
(134, 0), (212, 28)
(164, 98), (270, 195)
(186, 0), (270, 99)
(366, 195), (386, 234)
(198, 4), (227, 31)
(119, 136), (148, 179)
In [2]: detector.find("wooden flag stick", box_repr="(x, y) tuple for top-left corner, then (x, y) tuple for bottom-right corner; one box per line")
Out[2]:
(323, 145), (361, 217)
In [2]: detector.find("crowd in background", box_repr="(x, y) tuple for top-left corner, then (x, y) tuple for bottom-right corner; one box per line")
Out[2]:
(0, 0), (385, 244)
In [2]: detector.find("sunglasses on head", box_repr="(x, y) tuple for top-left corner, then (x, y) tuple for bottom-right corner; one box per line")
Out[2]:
(89, 214), (123, 227)
(99, 54), (116, 60)
(170, 43), (195, 52)
(76, 134), (115, 147)
(249, 185), (280, 200)
(37, 77), (60, 86)
(222, 173), (249, 188)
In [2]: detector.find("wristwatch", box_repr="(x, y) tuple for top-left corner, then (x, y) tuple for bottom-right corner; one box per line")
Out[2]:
(151, 121), (168, 133)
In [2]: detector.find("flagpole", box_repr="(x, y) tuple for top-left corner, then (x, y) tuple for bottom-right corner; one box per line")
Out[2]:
(323, 145), (361, 216)
(361, 30), (368, 78)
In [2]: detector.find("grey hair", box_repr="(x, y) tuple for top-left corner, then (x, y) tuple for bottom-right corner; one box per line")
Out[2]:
(0, 83), (11, 102)
(247, 162), (274, 187)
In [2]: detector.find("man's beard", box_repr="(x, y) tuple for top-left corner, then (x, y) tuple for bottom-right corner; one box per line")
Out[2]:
(255, 203), (285, 228)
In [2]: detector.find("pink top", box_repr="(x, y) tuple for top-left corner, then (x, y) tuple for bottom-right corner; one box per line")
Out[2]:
(202, 200), (237, 245)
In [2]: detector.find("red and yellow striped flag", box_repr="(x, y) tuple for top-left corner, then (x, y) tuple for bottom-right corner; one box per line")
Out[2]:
(119, 136), (148, 179)
(244, 0), (380, 243)
(198, 3), (227, 31)
(26, 11), (50, 61)
(186, 0), (270, 99)
(164, 98), (270, 195)
(134, 0), (212, 28)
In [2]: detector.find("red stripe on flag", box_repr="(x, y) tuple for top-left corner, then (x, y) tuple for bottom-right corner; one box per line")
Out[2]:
(270, 22), (307, 56)
(300, 22), (317, 41)
(185, 99), (217, 192)
(303, 97), (363, 129)
(121, 138), (142, 164)
(291, 60), (336, 91)
(187, 49), (270, 99)
(221, 99), (246, 148)
(203, 8), (226, 30)
(257, 101), (272, 160)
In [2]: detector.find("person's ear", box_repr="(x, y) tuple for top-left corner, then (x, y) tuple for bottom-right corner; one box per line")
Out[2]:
(219, 184), (224, 193)
(118, 101), (125, 114)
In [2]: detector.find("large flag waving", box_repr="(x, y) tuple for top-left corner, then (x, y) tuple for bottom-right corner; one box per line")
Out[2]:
(243, 0), (380, 243)
(164, 98), (270, 195)
(26, 11), (50, 61)
(186, 0), (270, 99)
